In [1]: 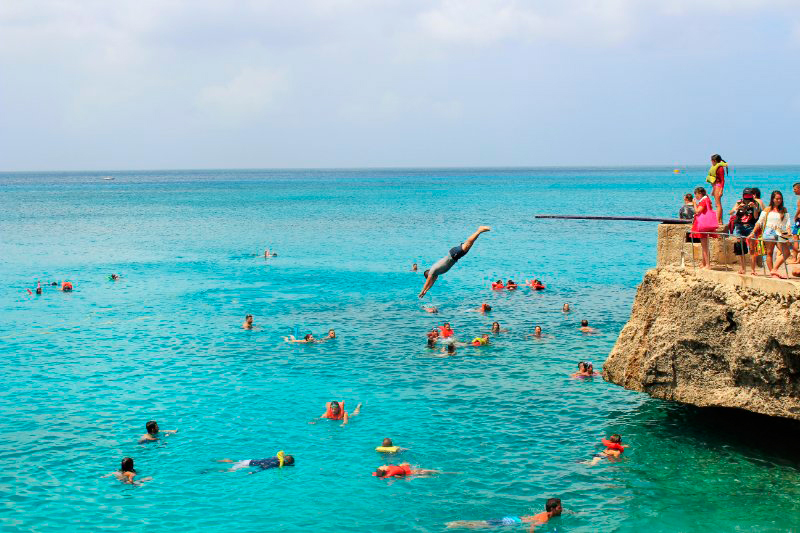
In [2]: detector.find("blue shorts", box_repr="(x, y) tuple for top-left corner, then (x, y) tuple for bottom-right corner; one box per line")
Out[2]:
(793, 219), (800, 236)
(733, 224), (754, 238)
(487, 516), (521, 526)
(763, 229), (789, 243)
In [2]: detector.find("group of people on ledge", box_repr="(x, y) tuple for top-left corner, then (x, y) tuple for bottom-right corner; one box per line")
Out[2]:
(678, 154), (800, 278)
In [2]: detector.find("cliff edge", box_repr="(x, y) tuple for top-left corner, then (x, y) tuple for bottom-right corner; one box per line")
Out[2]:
(604, 225), (800, 420)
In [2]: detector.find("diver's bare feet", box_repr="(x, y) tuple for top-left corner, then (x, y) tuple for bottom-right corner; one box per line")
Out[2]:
(477, 226), (491, 233)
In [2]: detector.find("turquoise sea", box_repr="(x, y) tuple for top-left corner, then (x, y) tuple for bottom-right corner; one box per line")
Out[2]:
(3, 167), (800, 532)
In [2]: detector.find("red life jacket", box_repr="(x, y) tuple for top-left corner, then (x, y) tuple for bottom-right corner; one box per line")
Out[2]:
(383, 464), (411, 477)
(601, 438), (624, 452)
(323, 401), (345, 420)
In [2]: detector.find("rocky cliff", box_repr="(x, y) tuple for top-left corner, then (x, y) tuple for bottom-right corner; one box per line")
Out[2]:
(603, 266), (800, 420)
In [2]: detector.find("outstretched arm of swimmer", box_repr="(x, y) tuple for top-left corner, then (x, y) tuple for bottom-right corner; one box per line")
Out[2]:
(418, 274), (437, 298)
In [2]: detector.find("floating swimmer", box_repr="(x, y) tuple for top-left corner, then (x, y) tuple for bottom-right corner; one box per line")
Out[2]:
(579, 320), (598, 334)
(584, 434), (627, 465)
(411, 263), (418, 271)
(527, 279), (545, 290)
(438, 322), (455, 338)
(526, 325), (544, 339)
(60, 280), (73, 292)
(562, 303), (570, 313)
(317, 400), (362, 427)
(470, 303), (492, 313)
(372, 462), (442, 478)
(423, 305), (439, 313)
(217, 451), (294, 473)
(471, 334), (490, 347)
(323, 329), (336, 340)
(445, 497), (563, 529)
(491, 279), (504, 290)
(419, 226), (490, 298)
(103, 457), (152, 485)
(490, 321), (509, 334)
(138, 420), (178, 443)
(109, 273), (120, 281)
(505, 279), (518, 290)
(376, 438), (407, 453)
(242, 314), (254, 330)
(283, 333), (316, 343)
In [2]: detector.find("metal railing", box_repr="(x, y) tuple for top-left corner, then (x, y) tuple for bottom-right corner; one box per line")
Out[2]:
(683, 230), (794, 279)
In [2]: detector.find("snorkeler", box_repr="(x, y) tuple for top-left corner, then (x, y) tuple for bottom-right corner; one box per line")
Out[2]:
(283, 333), (316, 343)
(376, 438), (407, 453)
(217, 451), (294, 472)
(445, 498), (563, 529)
(373, 463), (442, 478)
(104, 457), (152, 485)
(318, 400), (362, 426)
(584, 434), (627, 465)
(242, 314), (254, 330)
(138, 420), (178, 443)
(419, 226), (491, 298)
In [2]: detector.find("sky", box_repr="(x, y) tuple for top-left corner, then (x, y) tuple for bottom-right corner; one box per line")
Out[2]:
(1, 0), (799, 170)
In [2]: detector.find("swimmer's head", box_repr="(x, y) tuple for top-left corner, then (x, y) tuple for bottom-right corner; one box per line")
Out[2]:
(423, 269), (430, 278)
(412, 263), (418, 270)
(482, 304), (492, 312)
(145, 421), (159, 435)
(586, 362), (594, 373)
(578, 361), (586, 371)
(684, 193), (693, 202)
(563, 303), (570, 312)
(581, 320), (589, 327)
(51, 282), (58, 286)
(121, 457), (135, 473)
(609, 434), (622, 444)
(283, 455), (295, 466)
(245, 314), (253, 323)
(328, 329), (335, 338)
(329, 401), (341, 416)
(443, 322), (450, 328)
(507, 279), (515, 284)
(491, 321), (500, 332)
(446, 343), (456, 354)
(373, 466), (388, 477)
(382, 438), (393, 447)
(304, 334), (313, 341)
(495, 279), (502, 284)
(545, 498), (562, 516)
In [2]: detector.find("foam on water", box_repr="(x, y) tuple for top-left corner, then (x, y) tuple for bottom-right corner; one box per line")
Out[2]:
(2, 168), (800, 532)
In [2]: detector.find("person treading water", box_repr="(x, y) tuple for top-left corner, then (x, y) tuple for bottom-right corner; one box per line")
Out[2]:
(418, 226), (491, 298)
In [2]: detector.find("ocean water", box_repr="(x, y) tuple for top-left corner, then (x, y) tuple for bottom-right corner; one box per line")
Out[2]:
(2, 167), (800, 532)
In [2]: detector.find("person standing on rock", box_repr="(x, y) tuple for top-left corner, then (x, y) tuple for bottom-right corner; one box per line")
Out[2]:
(691, 186), (719, 269)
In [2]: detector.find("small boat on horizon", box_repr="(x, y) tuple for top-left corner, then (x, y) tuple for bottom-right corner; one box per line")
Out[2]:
(102, 176), (114, 181)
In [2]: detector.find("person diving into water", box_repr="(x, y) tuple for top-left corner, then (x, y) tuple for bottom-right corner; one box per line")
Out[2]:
(418, 226), (490, 298)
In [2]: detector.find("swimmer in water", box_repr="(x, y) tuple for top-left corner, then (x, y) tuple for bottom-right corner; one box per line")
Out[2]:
(104, 457), (152, 485)
(506, 279), (518, 289)
(110, 274), (120, 281)
(526, 325), (543, 339)
(585, 434), (627, 465)
(60, 281), (73, 292)
(423, 305), (439, 313)
(572, 361), (601, 378)
(445, 497), (563, 529)
(562, 303), (570, 313)
(323, 329), (336, 340)
(427, 337), (437, 348)
(317, 400), (362, 426)
(138, 420), (178, 443)
(373, 463), (442, 478)
(35, 281), (42, 295)
(419, 226), (491, 298)
(471, 303), (492, 313)
(216, 452), (295, 473)
(377, 437), (407, 453)
(242, 314), (254, 330)
(490, 321), (508, 334)
(471, 334), (490, 347)
(283, 333), (316, 343)
(427, 328), (440, 342)
(439, 322), (455, 338)
(579, 320), (597, 333)
(411, 263), (418, 271)
(441, 342), (457, 356)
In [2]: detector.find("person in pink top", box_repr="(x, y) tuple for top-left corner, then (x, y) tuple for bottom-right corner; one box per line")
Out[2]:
(691, 186), (719, 269)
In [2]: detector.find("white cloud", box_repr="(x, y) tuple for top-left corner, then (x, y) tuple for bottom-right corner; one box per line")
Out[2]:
(196, 67), (289, 124)
(340, 92), (463, 122)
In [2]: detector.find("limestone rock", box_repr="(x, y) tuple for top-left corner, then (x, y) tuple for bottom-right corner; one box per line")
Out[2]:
(604, 267), (800, 420)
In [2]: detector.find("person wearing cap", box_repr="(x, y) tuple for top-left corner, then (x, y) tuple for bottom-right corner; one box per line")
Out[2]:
(729, 188), (761, 275)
